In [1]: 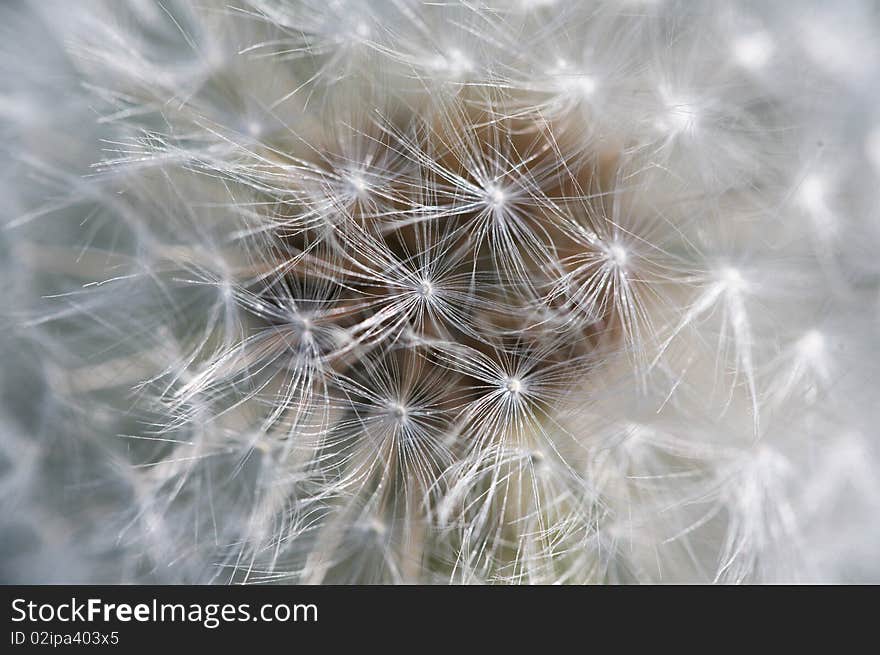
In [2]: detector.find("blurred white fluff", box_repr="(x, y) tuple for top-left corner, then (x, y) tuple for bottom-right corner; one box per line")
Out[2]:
(1, 0), (879, 584)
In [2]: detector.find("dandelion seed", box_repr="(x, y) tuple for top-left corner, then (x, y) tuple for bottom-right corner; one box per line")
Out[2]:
(660, 89), (699, 135)
(732, 32), (774, 71)
(605, 243), (628, 269)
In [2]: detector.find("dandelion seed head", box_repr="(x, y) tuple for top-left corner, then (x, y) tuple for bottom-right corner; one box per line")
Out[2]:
(5, 0), (879, 585)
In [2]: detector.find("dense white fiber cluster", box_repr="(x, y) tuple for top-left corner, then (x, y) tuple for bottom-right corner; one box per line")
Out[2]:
(2, 0), (879, 583)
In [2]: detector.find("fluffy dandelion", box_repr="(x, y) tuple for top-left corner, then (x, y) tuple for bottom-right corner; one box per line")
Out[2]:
(2, 0), (879, 584)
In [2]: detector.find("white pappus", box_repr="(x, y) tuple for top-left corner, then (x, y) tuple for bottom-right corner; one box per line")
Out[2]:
(1, 0), (879, 584)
